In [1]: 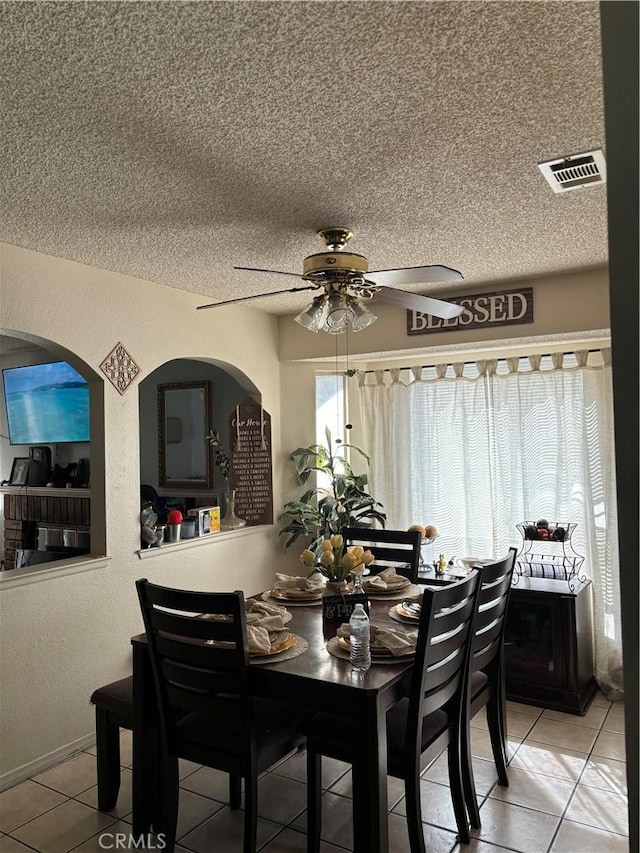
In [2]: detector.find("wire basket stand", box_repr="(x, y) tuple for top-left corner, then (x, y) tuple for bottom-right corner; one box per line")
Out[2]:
(515, 522), (587, 591)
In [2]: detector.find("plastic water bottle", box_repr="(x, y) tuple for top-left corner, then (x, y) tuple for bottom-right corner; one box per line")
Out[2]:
(349, 603), (371, 672)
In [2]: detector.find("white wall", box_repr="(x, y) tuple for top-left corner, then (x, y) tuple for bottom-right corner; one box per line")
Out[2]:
(0, 243), (299, 785)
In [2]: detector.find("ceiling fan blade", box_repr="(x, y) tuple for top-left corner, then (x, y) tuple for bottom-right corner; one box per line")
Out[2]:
(197, 284), (320, 311)
(375, 286), (464, 320)
(367, 264), (463, 287)
(233, 266), (304, 278)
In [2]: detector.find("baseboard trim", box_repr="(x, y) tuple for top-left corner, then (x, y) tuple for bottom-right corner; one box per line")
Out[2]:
(0, 732), (96, 792)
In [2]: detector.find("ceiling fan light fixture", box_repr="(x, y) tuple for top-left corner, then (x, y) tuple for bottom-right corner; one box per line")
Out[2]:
(324, 292), (354, 334)
(350, 299), (378, 331)
(294, 295), (327, 332)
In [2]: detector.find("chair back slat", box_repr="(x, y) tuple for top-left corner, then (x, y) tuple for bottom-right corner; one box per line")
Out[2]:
(165, 683), (245, 718)
(470, 549), (517, 675)
(155, 633), (245, 671)
(136, 580), (253, 747)
(151, 608), (239, 642)
(433, 596), (476, 635)
(160, 657), (243, 696)
(341, 527), (421, 581)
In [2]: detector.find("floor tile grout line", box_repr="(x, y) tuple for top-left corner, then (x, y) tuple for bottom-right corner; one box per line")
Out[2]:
(534, 702), (627, 852)
(0, 785), (74, 835)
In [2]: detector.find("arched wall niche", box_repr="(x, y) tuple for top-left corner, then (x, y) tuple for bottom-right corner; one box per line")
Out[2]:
(0, 328), (106, 569)
(138, 357), (261, 510)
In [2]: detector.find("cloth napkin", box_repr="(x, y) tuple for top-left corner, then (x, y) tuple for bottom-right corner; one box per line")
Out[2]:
(246, 625), (272, 655)
(245, 599), (289, 631)
(273, 573), (324, 594)
(363, 567), (409, 591)
(337, 623), (418, 656)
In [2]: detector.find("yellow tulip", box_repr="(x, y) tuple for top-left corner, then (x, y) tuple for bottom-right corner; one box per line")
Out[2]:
(350, 545), (364, 559)
(362, 550), (374, 566)
(321, 538), (333, 552)
(341, 552), (357, 570)
(330, 533), (343, 550)
(300, 549), (316, 566)
(320, 550), (335, 567)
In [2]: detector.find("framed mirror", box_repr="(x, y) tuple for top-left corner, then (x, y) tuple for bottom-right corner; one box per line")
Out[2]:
(158, 381), (212, 489)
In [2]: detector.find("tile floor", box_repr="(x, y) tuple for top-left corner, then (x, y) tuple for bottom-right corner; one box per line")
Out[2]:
(0, 693), (628, 853)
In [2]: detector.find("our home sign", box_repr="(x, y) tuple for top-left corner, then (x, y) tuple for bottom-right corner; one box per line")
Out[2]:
(406, 286), (534, 335)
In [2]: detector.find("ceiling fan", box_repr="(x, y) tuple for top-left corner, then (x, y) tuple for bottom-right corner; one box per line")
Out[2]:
(196, 227), (465, 334)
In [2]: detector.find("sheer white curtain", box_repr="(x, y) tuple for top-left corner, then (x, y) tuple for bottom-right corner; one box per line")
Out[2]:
(357, 350), (622, 697)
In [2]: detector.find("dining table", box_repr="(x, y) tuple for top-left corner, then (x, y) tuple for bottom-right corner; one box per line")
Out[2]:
(130, 585), (435, 853)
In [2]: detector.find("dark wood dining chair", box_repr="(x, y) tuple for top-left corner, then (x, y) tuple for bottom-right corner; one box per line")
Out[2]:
(136, 579), (309, 853)
(341, 526), (422, 582)
(90, 676), (133, 811)
(462, 548), (517, 829)
(304, 571), (481, 853)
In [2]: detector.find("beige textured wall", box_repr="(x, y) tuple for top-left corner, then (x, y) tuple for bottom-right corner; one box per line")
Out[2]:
(0, 243), (299, 785)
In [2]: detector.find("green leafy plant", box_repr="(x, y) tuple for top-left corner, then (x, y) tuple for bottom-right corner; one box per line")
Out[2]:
(279, 427), (386, 552)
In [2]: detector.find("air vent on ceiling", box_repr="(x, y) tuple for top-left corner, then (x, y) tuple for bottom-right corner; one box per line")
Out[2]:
(538, 149), (606, 193)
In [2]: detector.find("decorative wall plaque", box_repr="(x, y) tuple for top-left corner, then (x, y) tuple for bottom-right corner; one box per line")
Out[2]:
(407, 286), (534, 335)
(229, 397), (273, 526)
(100, 342), (140, 394)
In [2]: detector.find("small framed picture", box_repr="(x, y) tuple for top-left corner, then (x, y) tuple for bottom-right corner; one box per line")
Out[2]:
(9, 457), (29, 486)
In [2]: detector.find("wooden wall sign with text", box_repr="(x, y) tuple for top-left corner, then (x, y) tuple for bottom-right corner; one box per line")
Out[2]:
(407, 286), (534, 335)
(229, 398), (273, 526)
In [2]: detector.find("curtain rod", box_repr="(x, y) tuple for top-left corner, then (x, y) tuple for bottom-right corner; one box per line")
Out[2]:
(358, 348), (603, 375)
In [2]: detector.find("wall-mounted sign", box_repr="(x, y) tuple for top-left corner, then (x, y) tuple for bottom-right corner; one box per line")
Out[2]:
(229, 398), (273, 526)
(407, 286), (534, 336)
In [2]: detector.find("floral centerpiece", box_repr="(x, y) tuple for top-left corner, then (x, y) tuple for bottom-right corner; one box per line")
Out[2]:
(299, 534), (374, 586)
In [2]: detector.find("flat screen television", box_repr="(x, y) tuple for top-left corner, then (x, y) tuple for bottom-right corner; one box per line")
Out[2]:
(2, 361), (90, 444)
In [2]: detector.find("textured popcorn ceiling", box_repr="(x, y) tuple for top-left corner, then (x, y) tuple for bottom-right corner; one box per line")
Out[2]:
(1, 1), (607, 316)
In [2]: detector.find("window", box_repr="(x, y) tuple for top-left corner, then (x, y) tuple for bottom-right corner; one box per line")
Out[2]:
(315, 373), (345, 447)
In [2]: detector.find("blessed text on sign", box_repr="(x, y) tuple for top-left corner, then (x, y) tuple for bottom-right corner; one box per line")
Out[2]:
(406, 287), (534, 335)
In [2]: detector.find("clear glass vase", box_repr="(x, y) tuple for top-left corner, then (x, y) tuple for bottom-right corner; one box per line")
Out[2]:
(221, 488), (246, 530)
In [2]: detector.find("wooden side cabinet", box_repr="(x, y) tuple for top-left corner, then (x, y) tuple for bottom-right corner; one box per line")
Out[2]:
(504, 577), (598, 715)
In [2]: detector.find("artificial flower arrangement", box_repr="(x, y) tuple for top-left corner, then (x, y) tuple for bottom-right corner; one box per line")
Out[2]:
(299, 534), (374, 583)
